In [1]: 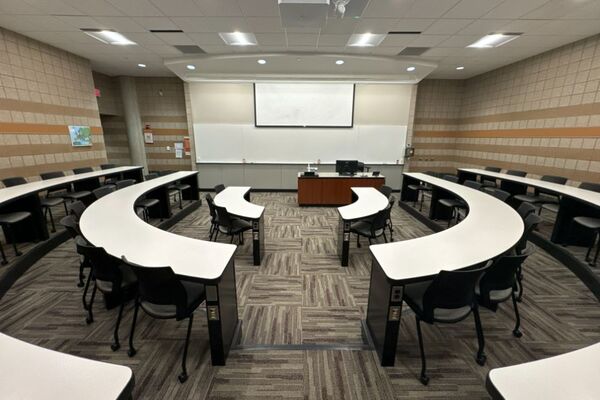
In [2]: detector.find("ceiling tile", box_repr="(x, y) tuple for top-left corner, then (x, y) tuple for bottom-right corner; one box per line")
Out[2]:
(405, 0), (461, 18)
(153, 32), (195, 45)
(286, 33), (318, 47)
(482, 0), (551, 19)
(193, 0), (242, 17)
(321, 18), (358, 34)
(408, 34), (450, 47)
(237, 0), (280, 17)
(353, 18), (400, 34)
(438, 35), (481, 47)
(522, 0), (579, 20)
(61, 0), (124, 16)
(131, 16), (179, 31)
(92, 16), (147, 32)
(245, 17), (283, 33)
(22, 0), (84, 15)
(124, 32), (165, 45)
(457, 19), (511, 35)
(105, 0), (163, 17)
(149, 0), (204, 16)
(254, 33), (286, 46)
(561, 1), (600, 20)
(380, 34), (420, 47)
(0, 0), (44, 14)
(317, 34), (349, 47)
(393, 19), (436, 32)
(0, 14), (75, 32)
(442, 0), (503, 19)
(362, 0), (415, 18)
(171, 16), (248, 32)
(187, 32), (224, 45)
(423, 19), (472, 35)
(527, 20), (600, 36)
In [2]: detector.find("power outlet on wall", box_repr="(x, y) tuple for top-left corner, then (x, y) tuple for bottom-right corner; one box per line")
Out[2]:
(166, 146), (171, 151)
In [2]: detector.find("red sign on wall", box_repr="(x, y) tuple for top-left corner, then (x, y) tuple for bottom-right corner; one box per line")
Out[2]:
(94, 88), (101, 97)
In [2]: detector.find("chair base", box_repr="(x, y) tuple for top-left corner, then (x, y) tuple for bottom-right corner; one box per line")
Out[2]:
(178, 372), (188, 383)
(476, 354), (487, 366)
(419, 374), (429, 385)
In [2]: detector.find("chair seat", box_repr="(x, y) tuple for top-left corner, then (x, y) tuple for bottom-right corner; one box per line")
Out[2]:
(350, 221), (381, 237)
(438, 198), (465, 209)
(141, 281), (205, 319)
(513, 194), (557, 204)
(403, 280), (472, 323)
(96, 266), (137, 293)
(172, 183), (191, 191)
(40, 197), (64, 207)
(573, 216), (600, 230)
(407, 184), (431, 192)
(218, 218), (252, 234)
(481, 179), (497, 188)
(541, 203), (559, 213)
(64, 191), (92, 200)
(135, 198), (160, 208)
(475, 284), (512, 302)
(0, 211), (31, 225)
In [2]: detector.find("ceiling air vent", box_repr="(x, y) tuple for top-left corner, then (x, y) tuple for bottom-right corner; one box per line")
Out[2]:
(388, 31), (422, 35)
(173, 45), (205, 54)
(398, 47), (430, 56)
(150, 29), (184, 33)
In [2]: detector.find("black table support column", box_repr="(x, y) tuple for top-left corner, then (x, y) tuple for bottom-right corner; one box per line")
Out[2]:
(0, 194), (48, 243)
(338, 215), (350, 267)
(252, 214), (264, 266)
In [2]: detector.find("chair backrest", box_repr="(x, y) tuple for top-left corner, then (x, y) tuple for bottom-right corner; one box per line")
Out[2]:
(541, 175), (567, 185)
(580, 182), (600, 192)
(370, 208), (388, 236)
(145, 173), (159, 181)
(92, 185), (116, 200)
(2, 177), (27, 187)
(485, 166), (502, 172)
(159, 170), (174, 176)
(516, 202), (537, 220)
(214, 204), (233, 229)
(214, 184), (225, 194)
(490, 188), (511, 202)
(506, 170), (527, 177)
(388, 195), (396, 208)
(515, 213), (541, 254)
(205, 193), (217, 219)
(73, 167), (93, 175)
(463, 180), (482, 190)
(478, 250), (532, 306)
(67, 201), (86, 221)
(379, 185), (393, 198)
(116, 179), (135, 190)
(40, 171), (65, 180)
(123, 258), (188, 320)
(76, 241), (126, 293)
(421, 266), (487, 323)
(59, 215), (81, 238)
(579, 182), (600, 192)
(443, 174), (459, 183)
(100, 164), (116, 170)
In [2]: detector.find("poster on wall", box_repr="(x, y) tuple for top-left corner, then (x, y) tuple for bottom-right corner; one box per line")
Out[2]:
(183, 137), (190, 156)
(144, 131), (154, 144)
(68, 125), (92, 147)
(175, 142), (183, 158)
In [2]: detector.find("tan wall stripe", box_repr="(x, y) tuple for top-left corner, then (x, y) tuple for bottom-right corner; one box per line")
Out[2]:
(144, 128), (189, 135)
(414, 127), (600, 138)
(0, 143), (105, 157)
(0, 98), (100, 119)
(141, 116), (188, 123)
(0, 123), (103, 135)
(0, 158), (108, 180)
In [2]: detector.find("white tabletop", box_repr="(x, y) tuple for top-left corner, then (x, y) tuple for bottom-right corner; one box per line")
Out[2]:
(370, 172), (524, 282)
(0, 166), (142, 206)
(0, 333), (133, 400)
(80, 171), (237, 281)
(298, 172), (385, 178)
(338, 187), (390, 221)
(488, 342), (600, 400)
(459, 168), (600, 208)
(214, 186), (265, 220)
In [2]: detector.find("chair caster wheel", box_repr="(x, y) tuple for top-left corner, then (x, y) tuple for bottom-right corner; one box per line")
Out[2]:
(476, 354), (487, 366)
(111, 343), (120, 351)
(127, 348), (136, 357)
(178, 372), (188, 383)
(85, 317), (93, 325)
(513, 330), (523, 338)
(419, 375), (429, 385)
(77, 282), (84, 287)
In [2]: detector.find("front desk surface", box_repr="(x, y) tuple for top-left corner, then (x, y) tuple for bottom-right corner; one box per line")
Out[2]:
(298, 172), (385, 206)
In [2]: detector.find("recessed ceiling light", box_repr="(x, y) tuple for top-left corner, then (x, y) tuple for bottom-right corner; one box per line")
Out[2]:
(186, 64), (196, 71)
(137, 63), (146, 68)
(219, 32), (258, 46)
(81, 29), (136, 45)
(406, 66), (416, 72)
(336, 60), (344, 65)
(456, 66), (465, 70)
(257, 59), (266, 65)
(467, 33), (521, 48)
(347, 33), (386, 47)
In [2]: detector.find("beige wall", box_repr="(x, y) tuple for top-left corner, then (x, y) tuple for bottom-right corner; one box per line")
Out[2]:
(0, 27), (107, 183)
(412, 34), (600, 185)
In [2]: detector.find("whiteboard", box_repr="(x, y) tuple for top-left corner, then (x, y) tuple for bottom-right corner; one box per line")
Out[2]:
(254, 83), (355, 127)
(194, 123), (407, 164)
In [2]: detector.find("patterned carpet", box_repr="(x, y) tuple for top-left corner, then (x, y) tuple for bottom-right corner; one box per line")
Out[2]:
(0, 192), (599, 399)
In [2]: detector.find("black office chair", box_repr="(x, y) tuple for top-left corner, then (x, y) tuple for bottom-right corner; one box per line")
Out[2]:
(124, 259), (205, 383)
(506, 170), (527, 177)
(443, 174), (459, 183)
(487, 188), (511, 202)
(115, 179), (135, 190)
(60, 215), (89, 288)
(145, 173), (158, 180)
(77, 240), (137, 348)
(351, 208), (389, 247)
(205, 194), (219, 241)
(214, 184), (225, 194)
(386, 196), (396, 241)
(40, 171), (92, 203)
(67, 200), (86, 222)
(73, 167), (94, 174)
(213, 204), (252, 244)
(379, 185), (393, 198)
(477, 248), (533, 338)
(481, 166), (502, 188)
(167, 180), (191, 210)
(439, 180), (481, 227)
(540, 181), (600, 216)
(513, 213), (542, 301)
(0, 211), (32, 265)
(406, 174), (434, 212)
(100, 164), (116, 170)
(516, 202), (537, 221)
(92, 185), (116, 200)
(513, 175), (567, 211)
(135, 197), (161, 222)
(403, 265), (488, 385)
(2, 176), (65, 233)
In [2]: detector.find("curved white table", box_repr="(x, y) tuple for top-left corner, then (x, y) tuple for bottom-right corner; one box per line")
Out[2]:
(337, 187), (389, 266)
(458, 167), (600, 245)
(0, 333), (134, 400)
(0, 166), (143, 242)
(486, 342), (600, 400)
(214, 186), (265, 265)
(367, 172), (524, 365)
(80, 171), (239, 365)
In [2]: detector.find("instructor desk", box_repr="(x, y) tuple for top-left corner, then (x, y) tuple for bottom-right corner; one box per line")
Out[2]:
(298, 172), (385, 206)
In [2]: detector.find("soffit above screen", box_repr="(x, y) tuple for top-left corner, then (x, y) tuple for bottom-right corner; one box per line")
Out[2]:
(164, 53), (437, 83)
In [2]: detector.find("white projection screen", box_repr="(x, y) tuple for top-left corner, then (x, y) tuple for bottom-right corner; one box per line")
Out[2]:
(254, 83), (355, 127)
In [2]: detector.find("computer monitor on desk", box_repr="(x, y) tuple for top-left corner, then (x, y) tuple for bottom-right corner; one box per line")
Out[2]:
(336, 160), (359, 176)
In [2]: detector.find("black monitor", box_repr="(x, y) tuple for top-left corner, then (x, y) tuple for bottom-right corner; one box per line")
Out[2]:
(336, 160), (359, 176)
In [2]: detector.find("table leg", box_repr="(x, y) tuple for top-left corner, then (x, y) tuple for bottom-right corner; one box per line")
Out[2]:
(338, 215), (350, 267)
(0, 194), (48, 243)
(401, 176), (419, 203)
(204, 258), (239, 366)
(252, 214), (264, 266)
(366, 259), (403, 366)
